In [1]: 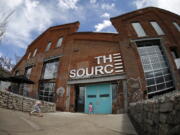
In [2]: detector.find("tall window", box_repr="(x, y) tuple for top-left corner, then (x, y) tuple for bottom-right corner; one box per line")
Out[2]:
(25, 66), (32, 79)
(56, 37), (63, 48)
(46, 42), (52, 52)
(27, 52), (31, 59)
(32, 48), (38, 57)
(173, 22), (180, 32)
(42, 60), (59, 79)
(150, 21), (165, 35)
(137, 40), (174, 96)
(23, 67), (32, 96)
(39, 59), (59, 102)
(131, 22), (147, 37)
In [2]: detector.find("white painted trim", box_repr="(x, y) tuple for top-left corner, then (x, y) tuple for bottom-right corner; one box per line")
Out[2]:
(114, 63), (123, 66)
(113, 56), (121, 59)
(114, 66), (123, 69)
(115, 70), (124, 73)
(114, 59), (122, 62)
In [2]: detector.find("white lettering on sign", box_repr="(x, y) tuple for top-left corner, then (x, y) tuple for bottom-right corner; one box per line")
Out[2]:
(104, 64), (113, 73)
(95, 66), (104, 75)
(95, 56), (103, 64)
(77, 68), (85, 77)
(103, 54), (112, 63)
(70, 69), (76, 78)
(69, 53), (124, 79)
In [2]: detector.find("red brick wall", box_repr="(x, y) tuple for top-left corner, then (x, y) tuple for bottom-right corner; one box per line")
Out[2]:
(13, 7), (180, 112)
(111, 7), (180, 98)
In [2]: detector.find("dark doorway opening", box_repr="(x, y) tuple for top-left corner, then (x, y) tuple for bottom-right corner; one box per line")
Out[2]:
(75, 85), (85, 112)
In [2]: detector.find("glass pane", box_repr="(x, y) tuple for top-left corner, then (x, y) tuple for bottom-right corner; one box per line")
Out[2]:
(155, 76), (164, 84)
(150, 21), (164, 35)
(43, 60), (58, 79)
(147, 86), (156, 93)
(146, 78), (155, 86)
(145, 72), (154, 78)
(141, 57), (150, 64)
(46, 42), (52, 51)
(162, 69), (169, 74)
(25, 67), (32, 79)
(173, 22), (180, 32)
(154, 70), (162, 77)
(32, 49), (38, 57)
(157, 83), (166, 90)
(27, 52), (31, 59)
(166, 81), (173, 87)
(164, 75), (172, 81)
(143, 64), (152, 71)
(56, 37), (63, 48)
(132, 22), (146, 37)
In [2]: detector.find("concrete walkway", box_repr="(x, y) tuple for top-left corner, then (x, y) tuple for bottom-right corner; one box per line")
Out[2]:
(0, 108), (137, 135)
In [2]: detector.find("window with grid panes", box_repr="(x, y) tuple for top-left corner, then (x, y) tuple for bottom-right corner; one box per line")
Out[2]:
(39, 59), (59, 102)
(137, 40), (174, 95)
(39, 82), (55, 102)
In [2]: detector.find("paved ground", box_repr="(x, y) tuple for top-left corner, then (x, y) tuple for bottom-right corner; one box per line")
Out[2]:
(0, 108), (137, 135)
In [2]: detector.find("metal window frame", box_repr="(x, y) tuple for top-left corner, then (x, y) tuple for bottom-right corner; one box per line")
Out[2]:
(131, 38), (176, 96)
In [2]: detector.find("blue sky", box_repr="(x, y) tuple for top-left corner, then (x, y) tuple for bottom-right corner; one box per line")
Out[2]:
(0, 0), (180, 65)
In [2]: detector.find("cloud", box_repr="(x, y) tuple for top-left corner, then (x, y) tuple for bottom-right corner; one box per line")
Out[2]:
(101, 3), (115, 10)
(101, 12), (110, 18)
(0, 0), (119, 51)
(94, 20), (112, 32)
(133, 0), (180, 15)
(0, 0), (82, 49)
(89, 0), (96, 4)
(58, 0), (79, 10)
(2, 0), (54, 49)
(0, 52), (3, 57)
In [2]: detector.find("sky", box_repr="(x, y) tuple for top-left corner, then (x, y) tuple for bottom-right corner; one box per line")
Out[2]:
(0, 0), (180, 65)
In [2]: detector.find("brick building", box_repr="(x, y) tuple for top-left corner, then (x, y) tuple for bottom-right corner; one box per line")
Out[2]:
(13, 7), (180, 114)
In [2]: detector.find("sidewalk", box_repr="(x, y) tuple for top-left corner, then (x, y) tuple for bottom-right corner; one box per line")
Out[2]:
(0, 108), (137, 135)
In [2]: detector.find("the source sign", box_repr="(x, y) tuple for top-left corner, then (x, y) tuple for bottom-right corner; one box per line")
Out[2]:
(69, 53), (124, 79)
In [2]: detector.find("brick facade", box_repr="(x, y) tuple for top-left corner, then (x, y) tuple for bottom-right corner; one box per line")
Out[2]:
(13, 7), (180, 113)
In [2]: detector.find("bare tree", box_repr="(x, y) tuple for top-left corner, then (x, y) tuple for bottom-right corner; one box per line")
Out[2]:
(0, 10), (15, 71)
(0, 10), (14, 42)
(0, 55), (14, 71)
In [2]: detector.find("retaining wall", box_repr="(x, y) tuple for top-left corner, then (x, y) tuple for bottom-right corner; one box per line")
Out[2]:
(128, 91), (180, 135)
(0, 90), (56, 113)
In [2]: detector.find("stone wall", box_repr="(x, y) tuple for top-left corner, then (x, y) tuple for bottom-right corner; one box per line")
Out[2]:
(0, 90), (56, 113)
(128, 91), (180, 135)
